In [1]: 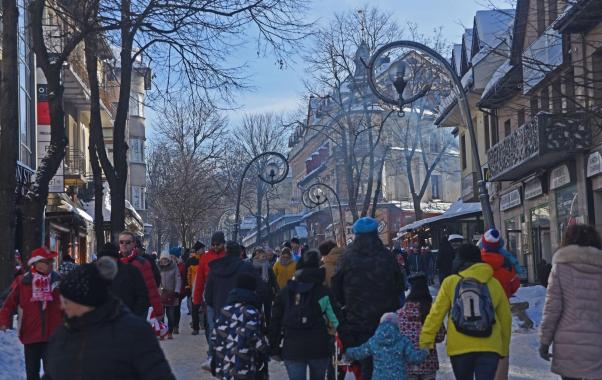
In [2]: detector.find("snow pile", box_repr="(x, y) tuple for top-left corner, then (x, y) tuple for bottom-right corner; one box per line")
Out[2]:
(512, 285), (547, 327)
(0, 327), (25, 380)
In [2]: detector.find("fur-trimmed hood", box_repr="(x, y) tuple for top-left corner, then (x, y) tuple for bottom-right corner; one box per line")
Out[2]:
(553, 245), (602, 269)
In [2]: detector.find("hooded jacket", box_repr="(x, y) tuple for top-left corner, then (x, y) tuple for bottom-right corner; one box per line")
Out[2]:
(204, 255), (256, 312)
(481, 249), (520, 298)
(44, 297), (175, 380)
(398, 301), (445, 376)
(211, 288), (268, 380)
(192, 248), (226, 305)
(0, 271), (62, 345)
(269, 267), (336, 361)
(272, 259), (296, 289)
(419, 263), (512, 357)
(345, 320), (428, 380)
(539, 245), (602, 379)
(321, 247), (343, 287)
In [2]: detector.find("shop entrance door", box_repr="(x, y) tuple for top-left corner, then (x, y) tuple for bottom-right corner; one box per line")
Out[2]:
(531, 205), (552, 284)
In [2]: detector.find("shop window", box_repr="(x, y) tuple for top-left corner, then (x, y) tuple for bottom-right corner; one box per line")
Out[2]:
(556, 185), (578, 242)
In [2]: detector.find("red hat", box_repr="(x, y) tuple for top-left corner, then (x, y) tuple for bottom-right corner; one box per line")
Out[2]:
(28, 247), (58, 266)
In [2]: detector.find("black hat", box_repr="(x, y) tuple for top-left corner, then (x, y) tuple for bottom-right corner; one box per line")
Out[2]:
(455, 244), (482, 265)
(98, 242), (119, 259)
(235, 272), (257, 291)
(299, 249), (320, 269)
(59, 257), (118, 307)
(193, 241), (205, 251)
(225, 241), (241, 256)
(211, 231), (225, 245)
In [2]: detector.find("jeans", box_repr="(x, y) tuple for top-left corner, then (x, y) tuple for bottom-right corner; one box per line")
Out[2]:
(165, 305), (177, 333)
(191, 302), (201, 331)
(450, 352), (500, 380)
(24, 342), (47, 380)
(284, 358), (330, 380)
(205, 306), (215, 356)
(173, 302), (181, 329)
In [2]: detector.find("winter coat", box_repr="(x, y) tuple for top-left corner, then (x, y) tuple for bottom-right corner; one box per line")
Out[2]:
(419, 263), (512, 357)
(272, 260), (296, 289)
(269, 267), (336, 361)
(0, 271), (62, 345)
(211, 288), (269, 380)
(331, 242), (403, 340)
(177, 262), (186, 295)
(159, 259), (182, 306)
(111, 261), (149, 318)
(44, 297), (176, 380)
(539, 245), (602, 379)
(58, 261), (78, 276)
(407, 252), (426, 274)
(397, 301), (445, 376)
(193, 248), (226, 305)
(345, 320), (428, 380)
(322, 247), (343, 287)
(481, 249), (520, 298)
(204, 255), (257, 312)
(437, 241), (455, 282)
(186, 256), (199, 292)
(127, 255), (164, 317)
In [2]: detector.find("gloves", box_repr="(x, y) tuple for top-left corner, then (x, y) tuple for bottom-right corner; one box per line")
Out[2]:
(539, 344), (552, 361)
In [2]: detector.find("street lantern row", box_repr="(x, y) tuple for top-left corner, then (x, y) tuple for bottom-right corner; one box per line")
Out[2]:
(302, 182), (346, 245)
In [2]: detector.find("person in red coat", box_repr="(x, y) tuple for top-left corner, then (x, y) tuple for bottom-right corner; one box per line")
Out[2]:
(0, 247), (63, 380)
(192, 231), (226, 370)
(118, 231), (164, 318)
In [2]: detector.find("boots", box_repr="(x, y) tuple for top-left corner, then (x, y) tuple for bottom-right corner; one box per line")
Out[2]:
(173, 326), (179, 334)
(167, 332), (173, 340)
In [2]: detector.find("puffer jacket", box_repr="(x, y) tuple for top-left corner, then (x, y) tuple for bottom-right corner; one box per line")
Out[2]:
(193, 248), (226, 305)
(186, 255), (200, 292)
(321, 247), (343, 287)
(44, 297), (175, 380)
(204, 255), (257, 312)
(159, 259), (182, 306)
(124, 254), (164, 317)
(419, 263), (512, 357)
(539, 245), (602, 379)
(0, 271), (62, 344)
(481, 249), (520, 298)
(345, 320), (428, 380)
(272, 259), (296, 289)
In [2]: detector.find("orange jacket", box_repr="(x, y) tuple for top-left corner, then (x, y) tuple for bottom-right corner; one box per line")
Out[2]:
(481, 250), (520, 298)
(186, 253), (200, 291)
(192, 248), (225, 305)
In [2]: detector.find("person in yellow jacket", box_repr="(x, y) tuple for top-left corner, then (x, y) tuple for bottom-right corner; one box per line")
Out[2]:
(272, 247), (296, 289)
(419, 244), (511, 380)
(186, 241), (204, 335)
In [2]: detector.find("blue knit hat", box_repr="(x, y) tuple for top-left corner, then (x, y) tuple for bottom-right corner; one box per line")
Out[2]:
(352, 217), (379, 234)
(169, 246), (182, 258)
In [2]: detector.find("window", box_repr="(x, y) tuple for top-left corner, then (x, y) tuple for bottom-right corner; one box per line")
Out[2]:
(18, 0), (35, 169)
(540, 87), (550, 111)
(552, 79), (562, 113)
(564, 69), (576, 112)
(504, 119), (512, 137)
(517, 109), (525, 127)
(548, 0), (558, 24)
(431, 174), (441, 199)
(490, 113), (499, 146)
(130, 138), (144, 163)
(129, 93), (144, 117)
(461, 134), (467, 170)
(530, 94), (539, 116)
(131, 186), (146, 210)
(484, 112), (490, 151)
(537, 0), (546, 36)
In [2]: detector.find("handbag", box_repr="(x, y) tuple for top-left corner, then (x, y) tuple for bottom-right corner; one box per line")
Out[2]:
(160, 287), (177, 305)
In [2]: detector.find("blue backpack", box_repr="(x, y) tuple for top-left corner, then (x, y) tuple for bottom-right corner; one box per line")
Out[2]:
(451, 275), (496, 337)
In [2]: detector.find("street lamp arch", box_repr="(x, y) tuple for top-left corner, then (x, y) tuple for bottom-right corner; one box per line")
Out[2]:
(301, 182), (346, 244)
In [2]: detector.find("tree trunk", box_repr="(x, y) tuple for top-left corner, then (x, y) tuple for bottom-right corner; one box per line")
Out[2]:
(370, 149), (388, 218)
(0, 0), (19, 289)
(361, 115), (376, 217)
(412, 194), (424, 221)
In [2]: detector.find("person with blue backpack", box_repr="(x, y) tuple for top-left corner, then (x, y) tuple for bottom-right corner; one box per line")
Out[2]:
(419, 244), (512, 380)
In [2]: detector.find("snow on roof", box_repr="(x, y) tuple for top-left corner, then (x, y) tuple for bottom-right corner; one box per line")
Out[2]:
(463, 29), (474, 61)
(452, 44), (463, 75)
(481, 59), (514, 101)
(474, 10), (515, 50)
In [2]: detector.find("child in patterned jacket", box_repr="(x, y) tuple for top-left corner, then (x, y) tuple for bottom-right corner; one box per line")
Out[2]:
(397, 273), (446, 380)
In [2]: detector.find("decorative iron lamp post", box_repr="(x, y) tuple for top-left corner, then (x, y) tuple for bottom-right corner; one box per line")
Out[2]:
(302, 182), (346, 244)
(366, 40), (495, 229)
(232, 152), (289, 242)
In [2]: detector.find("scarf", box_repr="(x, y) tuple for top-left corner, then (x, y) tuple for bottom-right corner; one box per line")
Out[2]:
(31, 268), (53, 306)
(252, 258), (270, 282)
(120, 249), (138, 264)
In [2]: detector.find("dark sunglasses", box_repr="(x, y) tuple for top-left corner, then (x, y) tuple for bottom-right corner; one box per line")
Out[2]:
(119, 240), (133, 245)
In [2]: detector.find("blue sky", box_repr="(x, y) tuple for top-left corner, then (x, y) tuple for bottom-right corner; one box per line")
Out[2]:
(147, 0), (511, 136)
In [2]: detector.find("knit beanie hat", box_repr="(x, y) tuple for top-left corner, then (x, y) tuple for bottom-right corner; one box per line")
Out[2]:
(482, 229), (501, 252)
(169, 247), (182, 258)
(98, 243), (120, 259)
(225, 241), (241, 257)
(211, 231), (226, 245)
(60, 257), (118, 307)
(352, 217), (379, 234)
(235, 272), (257, 291)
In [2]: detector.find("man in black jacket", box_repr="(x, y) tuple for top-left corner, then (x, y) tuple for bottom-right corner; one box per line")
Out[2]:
(98, 243), (149, 318)
(331, 217), (403, 380)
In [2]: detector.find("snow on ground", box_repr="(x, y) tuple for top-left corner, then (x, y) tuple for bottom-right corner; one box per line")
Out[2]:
(511, 285), (547, 327)
(0, 323), (25, 380)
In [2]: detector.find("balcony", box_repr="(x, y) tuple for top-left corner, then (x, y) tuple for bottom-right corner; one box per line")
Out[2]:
(488, 112), (591, 181)
(64, 148), (87, 186)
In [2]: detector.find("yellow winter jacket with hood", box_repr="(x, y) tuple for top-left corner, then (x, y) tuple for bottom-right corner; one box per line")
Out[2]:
(419, 263), (512, 357)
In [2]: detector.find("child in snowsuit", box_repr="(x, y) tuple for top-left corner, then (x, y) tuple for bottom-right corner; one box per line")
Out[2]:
(345, 312), (428, 380)
(398, 273), (445, 380)
(211, 272), (269, 380)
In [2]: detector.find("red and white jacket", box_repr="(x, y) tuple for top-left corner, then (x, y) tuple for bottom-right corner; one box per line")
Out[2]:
(122, 253), (164, 317)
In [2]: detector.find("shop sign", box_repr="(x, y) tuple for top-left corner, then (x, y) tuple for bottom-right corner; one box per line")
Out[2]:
(550, 164), (571, 190)
(587, 151), (602, 178)
(500, 188), (522, 211)
(524, 178), (543, 200)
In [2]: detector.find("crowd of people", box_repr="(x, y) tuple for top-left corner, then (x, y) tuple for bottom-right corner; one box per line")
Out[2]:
(1, 221), (602, 380)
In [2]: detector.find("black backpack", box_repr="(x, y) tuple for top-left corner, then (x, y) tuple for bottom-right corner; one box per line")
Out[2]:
(282, 286), (324, 330)
(451, 275), (496, 337)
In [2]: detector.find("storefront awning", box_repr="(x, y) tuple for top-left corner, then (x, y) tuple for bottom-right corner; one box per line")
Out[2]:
(399, 200), (482, 233)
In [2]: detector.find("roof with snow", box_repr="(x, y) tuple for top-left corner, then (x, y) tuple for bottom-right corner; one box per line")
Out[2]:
(471, 10), (515, 66)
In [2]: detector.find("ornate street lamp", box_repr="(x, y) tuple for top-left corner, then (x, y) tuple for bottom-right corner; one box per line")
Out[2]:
(366, 40), (494, 229)
(233, 152), (289, 242)
(302, 182), (346, 244)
